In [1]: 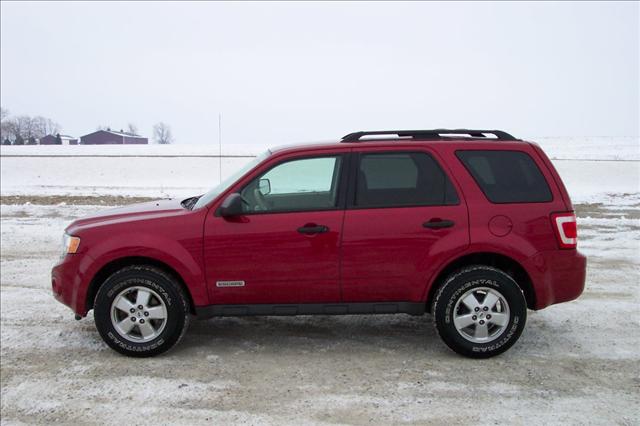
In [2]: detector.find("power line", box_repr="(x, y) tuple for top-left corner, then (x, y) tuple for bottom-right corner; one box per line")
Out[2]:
(218, 113), (222, 183)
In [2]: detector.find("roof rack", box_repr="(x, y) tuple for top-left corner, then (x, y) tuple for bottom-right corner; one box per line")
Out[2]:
(341, 129), (517, 142)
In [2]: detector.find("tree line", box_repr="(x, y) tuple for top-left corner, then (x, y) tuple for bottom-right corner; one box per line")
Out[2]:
(1, 107), (60, 145)
(1, 107), (175, 145)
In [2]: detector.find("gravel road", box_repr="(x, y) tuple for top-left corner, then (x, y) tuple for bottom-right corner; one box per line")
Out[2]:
(1, 196), (638, 425)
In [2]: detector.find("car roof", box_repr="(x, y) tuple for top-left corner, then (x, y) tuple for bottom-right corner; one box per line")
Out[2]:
(269, 137), (529, 156)
(268, 129), (527, 156)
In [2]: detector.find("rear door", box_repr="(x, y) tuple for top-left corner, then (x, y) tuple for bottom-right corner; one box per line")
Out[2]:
(340, 147), (469, 302)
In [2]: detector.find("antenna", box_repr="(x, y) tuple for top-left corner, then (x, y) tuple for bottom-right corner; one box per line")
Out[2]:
(218, 113), (222, 183)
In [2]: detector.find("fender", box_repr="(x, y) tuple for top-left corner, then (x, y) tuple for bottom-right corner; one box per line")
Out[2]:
(79, 232), (209, 314)
(420, 241), (537, 303)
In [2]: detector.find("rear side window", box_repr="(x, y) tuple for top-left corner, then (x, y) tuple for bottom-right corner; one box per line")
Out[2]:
(355, 152), (459, 208)
(456, 150), (552, 203)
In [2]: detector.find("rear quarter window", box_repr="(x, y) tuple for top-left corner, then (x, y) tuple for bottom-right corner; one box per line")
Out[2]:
(456, 150), (552, 203)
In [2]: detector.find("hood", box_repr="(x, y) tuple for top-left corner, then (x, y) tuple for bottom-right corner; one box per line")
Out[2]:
(67, 198), (187, 230)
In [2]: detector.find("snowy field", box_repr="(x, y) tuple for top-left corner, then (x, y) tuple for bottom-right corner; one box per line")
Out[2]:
(1, 136), (639, 202)
(1, 137), (639, 424)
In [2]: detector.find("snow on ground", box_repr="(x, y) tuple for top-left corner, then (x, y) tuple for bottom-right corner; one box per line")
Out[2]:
(531, 136), (639, 161)
(553, 160), (639, 204)
(1, 136), (637, 161)
(0, 196), (638, 424)
(1, 137), (639, 424)
(0, 143), (265, 157)
(0, 155), (241, 198)
(1, 137), (639, 202)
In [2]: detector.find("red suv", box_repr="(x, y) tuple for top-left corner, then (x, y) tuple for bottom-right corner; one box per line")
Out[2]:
(52, 129), (586, 358)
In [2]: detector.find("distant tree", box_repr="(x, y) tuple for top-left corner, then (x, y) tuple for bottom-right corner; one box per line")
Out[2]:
(0, 108), (9, 141)
(7, 115), (37, 139)
(31, 116), (60, 138)
(1, 110), (62, 140)
(13, 135), (24, 145)
(127, 123), (138, 135)
(27, 136), (37, 145)
(16, 115), (36, 138)
(55, 133), (63, 145)
(153, 122), (174, 144)
(5, 117), (23, 139)
(3, 137), (11, 145)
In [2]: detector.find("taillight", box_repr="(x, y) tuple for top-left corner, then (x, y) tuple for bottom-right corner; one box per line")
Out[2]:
(551, 212), (578, 249)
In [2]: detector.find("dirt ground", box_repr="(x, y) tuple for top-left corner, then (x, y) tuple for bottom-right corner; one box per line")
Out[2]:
(1, 196), (638, 425)
(0, 195), (156, 206)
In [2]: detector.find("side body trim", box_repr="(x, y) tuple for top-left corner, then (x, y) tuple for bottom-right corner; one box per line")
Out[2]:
(195, 302), (426, 319)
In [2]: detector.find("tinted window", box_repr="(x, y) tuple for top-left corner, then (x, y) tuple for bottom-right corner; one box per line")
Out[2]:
(355, 152), (459, 208)
(241, 156), (342, 213)
(456, 150), (552, 203)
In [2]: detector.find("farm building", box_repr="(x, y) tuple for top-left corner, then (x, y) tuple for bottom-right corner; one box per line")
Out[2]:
(80, 129), (148, 145)
(39, 134), (78, 145)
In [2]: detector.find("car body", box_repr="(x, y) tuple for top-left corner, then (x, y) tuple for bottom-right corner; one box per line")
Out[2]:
(52, 129), (586, 357)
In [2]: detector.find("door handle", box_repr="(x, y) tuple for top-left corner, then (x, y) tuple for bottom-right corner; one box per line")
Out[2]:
(423, 219), (455, 229)
(297, 225), (329, 234)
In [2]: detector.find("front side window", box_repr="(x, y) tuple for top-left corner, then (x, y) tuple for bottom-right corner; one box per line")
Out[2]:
(240, 155), (343, 213)
(355, 152), (459, 208)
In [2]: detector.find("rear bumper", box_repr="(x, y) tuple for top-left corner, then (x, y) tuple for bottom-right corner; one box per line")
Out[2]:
(51, 253), (93, 317)
(524, 249), (587, 310)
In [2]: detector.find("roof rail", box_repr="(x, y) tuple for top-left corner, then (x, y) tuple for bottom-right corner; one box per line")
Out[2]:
(341, 129), (517, 142)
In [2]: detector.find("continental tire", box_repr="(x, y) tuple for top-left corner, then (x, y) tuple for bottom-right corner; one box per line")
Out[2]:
(94, 265), (190, 357)
(433, 265), (527, 358)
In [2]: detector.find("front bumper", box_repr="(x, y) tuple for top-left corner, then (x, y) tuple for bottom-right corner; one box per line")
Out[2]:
(524, 249), (587, 310)
(51, 253), (93, 317)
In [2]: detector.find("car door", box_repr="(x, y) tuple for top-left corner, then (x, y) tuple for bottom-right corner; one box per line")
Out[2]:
(203, 152), (349, 305)
(340, 147), (469, 302)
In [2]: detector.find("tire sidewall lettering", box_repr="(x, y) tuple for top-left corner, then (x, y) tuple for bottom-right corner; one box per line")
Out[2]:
(106, 279), (173, 308)
(94, 267), (188, 357)
(434, 266), (527, 358)
(104, 280), (174, 352)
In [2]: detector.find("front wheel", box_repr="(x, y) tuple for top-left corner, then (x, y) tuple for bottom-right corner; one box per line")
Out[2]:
(94, 265), (190, 357)
(433, 265), (527, 358)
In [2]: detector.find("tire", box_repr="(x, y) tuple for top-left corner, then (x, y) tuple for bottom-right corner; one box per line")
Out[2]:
(94, 265), (190, 357)
(433, 265), (527, 358)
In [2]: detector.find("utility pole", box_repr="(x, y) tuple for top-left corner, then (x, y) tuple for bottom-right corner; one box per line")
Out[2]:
(218, 113), (222, 183)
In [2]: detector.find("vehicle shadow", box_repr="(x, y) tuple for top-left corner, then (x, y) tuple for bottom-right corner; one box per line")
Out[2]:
(178, 314), (441, 355)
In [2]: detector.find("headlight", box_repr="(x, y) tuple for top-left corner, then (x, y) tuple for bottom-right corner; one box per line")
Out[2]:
(62, 233), (81, 256)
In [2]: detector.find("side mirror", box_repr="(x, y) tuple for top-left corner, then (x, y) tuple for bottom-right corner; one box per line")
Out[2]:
(258, 178), (271, 195)
(218, 193), (244, 217)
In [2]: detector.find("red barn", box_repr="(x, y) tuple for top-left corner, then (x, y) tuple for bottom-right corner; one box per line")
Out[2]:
(80, 130), (148, 145)
(39, 134), (78, 145)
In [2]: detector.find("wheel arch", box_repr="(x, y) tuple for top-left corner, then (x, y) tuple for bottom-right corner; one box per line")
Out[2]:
(425, 252), (536, 312)
(86, 256), (196, 315)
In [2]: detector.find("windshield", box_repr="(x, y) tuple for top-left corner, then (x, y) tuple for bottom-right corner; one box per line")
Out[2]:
(193, 150), (271, 210)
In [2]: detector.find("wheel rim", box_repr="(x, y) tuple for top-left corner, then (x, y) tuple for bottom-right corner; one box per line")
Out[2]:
(110, 286), (168, 343)
(453, 287), (511, 344)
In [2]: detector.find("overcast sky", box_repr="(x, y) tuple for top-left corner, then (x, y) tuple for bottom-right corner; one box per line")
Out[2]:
(1, 1), (638, 145)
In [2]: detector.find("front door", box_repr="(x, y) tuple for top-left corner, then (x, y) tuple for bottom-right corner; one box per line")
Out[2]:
(340, 149), (469, 302)
(203, 153), (348, 305)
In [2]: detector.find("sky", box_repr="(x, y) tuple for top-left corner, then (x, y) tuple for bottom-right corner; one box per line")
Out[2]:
(1, 1), (638, 146)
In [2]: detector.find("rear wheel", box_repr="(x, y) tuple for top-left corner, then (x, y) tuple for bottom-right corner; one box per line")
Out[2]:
(94, 265), (190, 357)
(433, 265), (526, 358)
